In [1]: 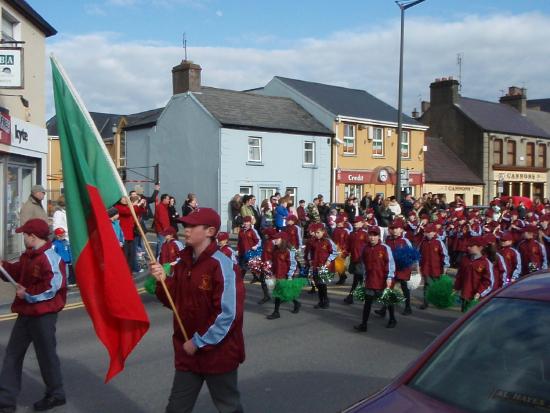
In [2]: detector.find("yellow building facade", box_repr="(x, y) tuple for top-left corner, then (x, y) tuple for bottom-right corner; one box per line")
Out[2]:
(332, 118), (428, 202)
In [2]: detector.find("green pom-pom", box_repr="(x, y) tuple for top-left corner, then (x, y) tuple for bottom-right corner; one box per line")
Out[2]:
(144, 276), (157, 295)
(426, 275), (456, 309)
(163, 263), (172, 276)
(353, 286), (367, 302)
(272, 278), (308, 302)
(377, 288), (405, 306)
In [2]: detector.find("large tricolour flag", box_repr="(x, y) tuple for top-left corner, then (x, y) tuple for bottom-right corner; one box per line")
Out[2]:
(51, 55), (150, 382)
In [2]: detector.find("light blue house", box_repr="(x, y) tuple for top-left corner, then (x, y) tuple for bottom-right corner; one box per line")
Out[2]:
(124, 61), (333, 230)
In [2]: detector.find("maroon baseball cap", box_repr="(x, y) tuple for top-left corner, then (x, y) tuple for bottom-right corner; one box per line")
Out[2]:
(484, 233), (497, 245)
(160, 227), (177, 237)
(217, 231), (229, 241)
(424, 223), (437, 233)
(273, 231), (289, 241)
(286, 214), (298, 223)
(179, 207), (221, 232)
(524, 224), (539, 234)
(389, 219), (404, 229)
(467, 236), (485, 247)
(499, 232), (513, 242)
(367, 226), (381, 235)
(16, 219), (50, 240)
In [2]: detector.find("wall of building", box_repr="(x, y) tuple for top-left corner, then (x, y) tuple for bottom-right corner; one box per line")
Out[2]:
(423, 183), (484, 206)
(145, 93), (221, 212)
(124, 127), (153, 193)
(219, 127), (331, 230)
(0, 1), (47, 126)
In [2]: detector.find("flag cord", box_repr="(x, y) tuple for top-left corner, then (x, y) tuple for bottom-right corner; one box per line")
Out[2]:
(125, 196), (190, 342)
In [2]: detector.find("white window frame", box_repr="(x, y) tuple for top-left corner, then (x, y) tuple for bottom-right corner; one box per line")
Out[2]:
(344, 184), (363, 200)
(401, 130), (410, 159)
(239, 186), (252, 196)
(259, 187), (277, 203)
(343, 123), (356, 155)
(285, 187), (297, 206)
(248, 137), (262, 162)
(1, 10), (20, 43)
(303, 141), (315, 165)
(372, 127), (384, 157)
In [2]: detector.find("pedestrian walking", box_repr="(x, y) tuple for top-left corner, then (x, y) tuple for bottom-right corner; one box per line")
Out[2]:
(19, 184), (48, 225)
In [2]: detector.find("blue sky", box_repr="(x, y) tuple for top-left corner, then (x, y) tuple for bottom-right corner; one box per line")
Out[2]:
(34, 0), (550, 48)
(30, 1), (550, 117)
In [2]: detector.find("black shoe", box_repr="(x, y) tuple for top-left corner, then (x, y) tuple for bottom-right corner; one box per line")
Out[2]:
(257, 296), (271, 305)
(354, 323), (367, 332)
(291, 302), (301, 314)
(402, 306), (412, 315)
(0, 406), (16, 413)
(343, 294), (354, 305)
(419, 303), (428, 310)
(266, 311), (280, 320)
(386, 319), (397, 329)
(33, 396), (66, 411)
(374, 309), (386, 317)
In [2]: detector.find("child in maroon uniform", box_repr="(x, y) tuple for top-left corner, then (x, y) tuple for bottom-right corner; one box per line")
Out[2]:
(454, 237), (494, 312)
(237, 216), (261, 279)
(258, 228), (277, 305)
(283, 215), (302, 250)
(405, 212), (420, 246)
(354, 226), (396, 332)
(217, 232), (237, 265)
(159, 227), (185, 275)
(344, 217), (368, 304)
(483, 233), (507, 291)
(382, 220), (414, 315)
(310, 223), (338, 309)
(418, 223), (450, 309)
(498, 232), (521, 285)
(266, 232), (300, 319)
(518, 225), (548, 275)
(332, 215), (350, 285)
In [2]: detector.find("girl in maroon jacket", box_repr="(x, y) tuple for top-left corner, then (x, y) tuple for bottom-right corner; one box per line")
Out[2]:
(332, 215), (350, 285)
(418, 223), (450, 309)
(266, 232), (301, 319)
(382, 220), (414, 315)
(354, 226), (396, 332)
(283, 215), (302, 250)
(454, 237), (494, 312)
(518, 225), (548, 275)
(344, 217), (369, 304)
(483, 233), (507, 291)
(498, 232), (521, 285)
(159, 227), (185, 275)
(237, 216), (262, 279)
(310, 223), (338, 309)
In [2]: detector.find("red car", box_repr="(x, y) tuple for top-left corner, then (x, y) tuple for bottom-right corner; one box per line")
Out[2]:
(343, 272), (550, 413)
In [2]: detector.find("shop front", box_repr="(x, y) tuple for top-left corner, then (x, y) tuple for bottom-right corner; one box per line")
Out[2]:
(0, 112), (48, 259)
(493, 169), (547, 199)
(423, 183), (484, 206)
(335, 168), (423, 202)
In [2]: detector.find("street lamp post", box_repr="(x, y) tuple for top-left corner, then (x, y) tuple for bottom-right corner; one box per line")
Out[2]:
(395, 0), (425, 201)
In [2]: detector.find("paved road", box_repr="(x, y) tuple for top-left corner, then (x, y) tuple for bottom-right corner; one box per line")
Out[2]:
(0, 281), (460, 412)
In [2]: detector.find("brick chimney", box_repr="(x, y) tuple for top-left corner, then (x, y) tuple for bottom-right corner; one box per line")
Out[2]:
(421, 100), (430, 114)
(429, 77), (460, 107)
(499, 86), (526, 115)
(172, 60), (202, 94)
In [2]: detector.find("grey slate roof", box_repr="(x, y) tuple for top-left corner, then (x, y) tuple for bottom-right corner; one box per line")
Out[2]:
(192, 87), (333, 136)
(527, 99), (550, 113)
(456, 97), (550, 138)
(125, 108), (165, 130)
(425, 136), (484, 185)
(526, 109), (550, 136)
(47, 112), (123, 141)
(7, 0), (56, 37)
(274, 76), (422, 126)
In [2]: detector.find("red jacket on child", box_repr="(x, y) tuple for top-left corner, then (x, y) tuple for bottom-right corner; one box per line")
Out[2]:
(347, 228), (368, 263)
(156, 241), (245, 374)
(1, 241), (67, 316)
(385, 236), (413, 281)
(362, 241), (395, 290)
(159, 239), (184, 265)
(310, 238), (338, 271)
(332, 227), (350, 257)
(237, 227), (261, 256)
(518, 238), (548, 275)
(271, 248), (297, 280)
(419, 237), (449, 278)
(499, 245), (522, 283)
(284, 224), (302, 249)
(454, 254), (493, 300)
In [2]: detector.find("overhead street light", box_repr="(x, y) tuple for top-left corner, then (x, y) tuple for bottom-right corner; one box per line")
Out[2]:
(395, 0), (425, 201)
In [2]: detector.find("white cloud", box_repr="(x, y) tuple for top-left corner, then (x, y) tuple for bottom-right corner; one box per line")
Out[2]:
(215, 9), (223, 17)
(46, 12), (550, 120)
(84, 3), (107, 15)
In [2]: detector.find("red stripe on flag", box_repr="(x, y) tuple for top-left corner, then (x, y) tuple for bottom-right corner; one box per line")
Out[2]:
(75, 185), (149, 382)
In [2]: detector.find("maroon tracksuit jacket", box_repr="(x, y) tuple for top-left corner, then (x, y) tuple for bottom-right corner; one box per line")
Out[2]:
(385, 236), (413, 281)
(454, 254), (493, 300)
(419, 237), (449, 278)
(237, 227), (261, 256)
(332, 227), (350, 257)
(347, 228), (368, 264)
(362, 241), (395, 290)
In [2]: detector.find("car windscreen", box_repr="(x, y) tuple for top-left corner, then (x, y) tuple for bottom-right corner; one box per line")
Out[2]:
(408, 298), (550, 413)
